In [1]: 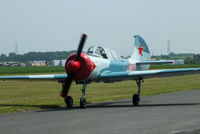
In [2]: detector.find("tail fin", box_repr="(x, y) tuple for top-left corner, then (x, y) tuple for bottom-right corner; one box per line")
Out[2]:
(130, 35), (151, 62)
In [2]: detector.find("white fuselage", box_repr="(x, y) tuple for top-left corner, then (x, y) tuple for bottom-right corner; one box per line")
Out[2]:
(86, 55), (150, 83)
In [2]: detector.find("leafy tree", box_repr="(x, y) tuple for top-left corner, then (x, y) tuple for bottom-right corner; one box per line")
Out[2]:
(0, 54), (7, 61)
(193, 55), (200, 64)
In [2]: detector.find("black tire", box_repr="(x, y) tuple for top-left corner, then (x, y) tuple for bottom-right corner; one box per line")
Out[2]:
(132, 94), (139, 106)
(80, 97), (87, 109)
(64, 96), (73, 108)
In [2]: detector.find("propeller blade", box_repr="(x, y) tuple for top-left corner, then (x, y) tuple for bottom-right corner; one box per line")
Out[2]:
(61, 34), (87, 98)
(60, 72), (73, 98)
(75, 34), (87, 61)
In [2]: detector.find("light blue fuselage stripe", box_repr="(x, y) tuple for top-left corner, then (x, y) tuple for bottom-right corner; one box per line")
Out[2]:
(99, 59), (130, 77)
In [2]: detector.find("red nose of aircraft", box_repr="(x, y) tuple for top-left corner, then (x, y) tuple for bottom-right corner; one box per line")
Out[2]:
(67, 60), (81, 72)
(65, 53), (96, 81)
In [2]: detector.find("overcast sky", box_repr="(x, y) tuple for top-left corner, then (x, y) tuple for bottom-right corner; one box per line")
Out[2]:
(0, 0), (200, 56)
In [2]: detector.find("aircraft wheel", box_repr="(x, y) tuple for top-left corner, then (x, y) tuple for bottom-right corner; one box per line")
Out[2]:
(132, 94), (139, 106)
(64, 96), (73, 108)
(80, 97), (87, 109)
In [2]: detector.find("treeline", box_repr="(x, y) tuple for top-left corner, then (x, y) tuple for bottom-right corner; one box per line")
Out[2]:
(193, 55), (200, 64)
(152, 52), (200, 64)
(0, 50), (76, 62)
(2, 51), (200, 64)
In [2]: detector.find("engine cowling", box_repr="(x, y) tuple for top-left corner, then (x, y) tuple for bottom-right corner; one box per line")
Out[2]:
(65, 53), (96, 81)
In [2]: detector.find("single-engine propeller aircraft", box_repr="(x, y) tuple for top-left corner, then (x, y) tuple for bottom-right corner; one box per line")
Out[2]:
(1, 34), (200, 108)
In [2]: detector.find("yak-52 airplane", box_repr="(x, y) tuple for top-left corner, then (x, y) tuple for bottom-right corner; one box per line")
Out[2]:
(1, 34), (200, 108)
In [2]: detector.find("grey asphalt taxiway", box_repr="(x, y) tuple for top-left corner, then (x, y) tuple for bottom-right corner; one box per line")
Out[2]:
(1, 89), (200, 134)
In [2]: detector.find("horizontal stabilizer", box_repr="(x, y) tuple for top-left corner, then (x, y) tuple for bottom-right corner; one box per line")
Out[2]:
(136, 60), (174, 65)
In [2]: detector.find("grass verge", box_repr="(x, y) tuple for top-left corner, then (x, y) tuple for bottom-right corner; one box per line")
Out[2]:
(0, 74), (200, 113)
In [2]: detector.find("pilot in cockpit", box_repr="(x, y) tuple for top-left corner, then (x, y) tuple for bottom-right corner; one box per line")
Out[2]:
(98, 47), (108, 59)
(87, 46), (108, 59)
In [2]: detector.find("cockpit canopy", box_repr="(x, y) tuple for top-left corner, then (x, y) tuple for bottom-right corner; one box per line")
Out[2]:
(87, 46), (121, 60)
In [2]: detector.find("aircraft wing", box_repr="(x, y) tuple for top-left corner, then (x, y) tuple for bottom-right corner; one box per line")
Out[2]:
(0, 74), (67, 80)
(99, 68), (200, 81)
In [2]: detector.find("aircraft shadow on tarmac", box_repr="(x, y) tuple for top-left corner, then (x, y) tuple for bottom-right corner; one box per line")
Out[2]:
(0, 104), (60, 109)
(86, 101), (200, 109)
(35, 100), (200, 112)
(1, 101), (200, 113)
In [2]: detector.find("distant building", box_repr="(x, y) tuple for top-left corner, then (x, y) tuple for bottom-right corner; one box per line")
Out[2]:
(151, 58), (157, 61)
(31, 63), (46, 67)
(51, 60), (66, 66)
(6, 62), (20, 67)
(61, 60), (67, 66)
(173, 59), (184, 65)
(28, 61), (46, 66)
(0, 62), (3, 67)
(45, 61), (52, 66)
(51, 60), (60, 66)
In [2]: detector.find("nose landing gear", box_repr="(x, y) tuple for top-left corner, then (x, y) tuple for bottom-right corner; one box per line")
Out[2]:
(80, 84), (87, 109)
(62, 83), (87, 109)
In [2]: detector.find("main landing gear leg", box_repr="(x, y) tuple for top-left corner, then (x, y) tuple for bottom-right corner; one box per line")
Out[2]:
(80, 83), (87, 109)
(132, 79), (143, 106)
(62, 83), (73, 108)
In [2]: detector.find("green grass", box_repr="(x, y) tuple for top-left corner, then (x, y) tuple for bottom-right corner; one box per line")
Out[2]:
(0, 66), (65, 74)
(150, 64), (200, 69)
(1, 74), (200, 113)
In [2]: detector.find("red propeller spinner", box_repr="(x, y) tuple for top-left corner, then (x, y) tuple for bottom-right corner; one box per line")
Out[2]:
(65, 53), (96, 81)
